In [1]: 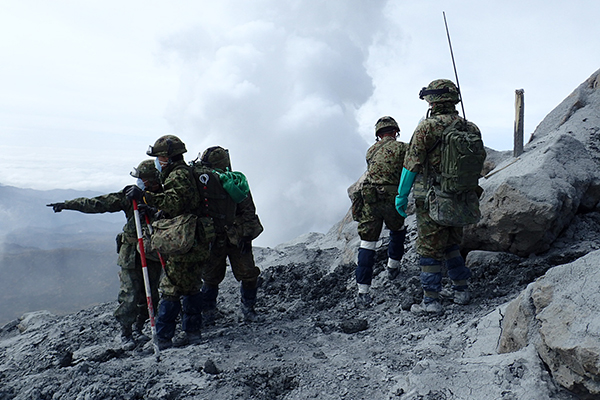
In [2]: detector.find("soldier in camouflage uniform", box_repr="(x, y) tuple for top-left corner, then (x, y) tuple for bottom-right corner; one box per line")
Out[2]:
(127, 134), (210, 349)
(395, 79), (483, 314)
(195, 146), (264, 323)
(47, 159), (163, 350)
(354, 116), (407, 307)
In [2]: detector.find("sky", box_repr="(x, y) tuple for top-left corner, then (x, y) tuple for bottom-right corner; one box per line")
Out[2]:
(1, 0), (599, 247)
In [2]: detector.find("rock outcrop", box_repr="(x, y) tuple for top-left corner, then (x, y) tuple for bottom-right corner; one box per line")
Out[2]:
(498, 249), (600, 398)
(464, 68), (600, 256)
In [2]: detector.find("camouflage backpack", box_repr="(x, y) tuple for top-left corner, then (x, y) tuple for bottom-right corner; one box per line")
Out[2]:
(426, 118), (486, 227)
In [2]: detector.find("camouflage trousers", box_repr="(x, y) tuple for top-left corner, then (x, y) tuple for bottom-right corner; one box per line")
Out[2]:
(203, 234), (261, 287)
(159, 259), (205, 298)
(113, 243), (162, 329)
(357, 195), (405, 241)
(415, 199), (463, 260)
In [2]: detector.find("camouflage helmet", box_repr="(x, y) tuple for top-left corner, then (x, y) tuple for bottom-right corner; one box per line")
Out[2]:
(147, 135), (187, 157)
(200, 146), (231, 171)
(130, 159), (159, 180)
(419, 79), (460, 104)
(375, 116), (400, 136)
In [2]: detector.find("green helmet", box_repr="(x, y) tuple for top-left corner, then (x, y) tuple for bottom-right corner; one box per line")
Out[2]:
(419, 79), (460, 104)
(375, 116), (400, 136)
(130, 159), (159, 180)
(147, 135), (187, 157)
(200, 146), (232, 171)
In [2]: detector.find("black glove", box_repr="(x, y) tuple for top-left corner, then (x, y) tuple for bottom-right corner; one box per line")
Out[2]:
(239, 238), (253, 255)
(47, 203), (66, 213)
(138, 204), (158, 218)
(124, 185), (144, 201)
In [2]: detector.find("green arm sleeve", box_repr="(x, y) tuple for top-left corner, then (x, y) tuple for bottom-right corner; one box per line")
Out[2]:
(395, 168), (417, 218)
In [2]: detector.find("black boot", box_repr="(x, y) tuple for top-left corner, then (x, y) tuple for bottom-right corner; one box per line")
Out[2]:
(133, 314), (150, 343)
(173, 293), (202, 347)
(240, 283), (258, 322)
(201, 284), (219, 327)
(120, 325), (136, 351)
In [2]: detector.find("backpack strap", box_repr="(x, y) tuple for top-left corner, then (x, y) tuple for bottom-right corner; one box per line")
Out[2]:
(423, 117), (460, 189)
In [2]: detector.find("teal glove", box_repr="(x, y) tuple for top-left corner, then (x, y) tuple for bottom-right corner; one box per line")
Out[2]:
(395, 168), (417, 217)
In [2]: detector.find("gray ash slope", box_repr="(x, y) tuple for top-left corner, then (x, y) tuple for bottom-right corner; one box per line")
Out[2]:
(2, 210), (597, 400)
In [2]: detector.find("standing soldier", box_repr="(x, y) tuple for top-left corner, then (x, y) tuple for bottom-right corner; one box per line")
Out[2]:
(127, 134), (210, 349)
(396, 79), (484, 314)
(194, 146), (263, 323)
(354, 116), (408, 307)
(47, 159), (163, 350)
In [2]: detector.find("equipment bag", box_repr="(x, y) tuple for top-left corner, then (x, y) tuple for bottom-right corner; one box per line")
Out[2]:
(427, 185), (481, 227)
(150, 213), (198, 255)
(438, 119), (486, 194)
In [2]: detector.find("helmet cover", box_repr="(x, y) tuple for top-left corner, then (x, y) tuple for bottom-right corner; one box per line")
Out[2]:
(200, 146), (231, 171)
(375, 116), (400, 136)
(147, 135), (187, 157)
(419, 79), (460, 104)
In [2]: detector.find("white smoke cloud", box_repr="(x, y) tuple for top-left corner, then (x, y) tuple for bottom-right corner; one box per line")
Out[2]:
(2, 0), (600, 248)
(159, 0), (389, 246)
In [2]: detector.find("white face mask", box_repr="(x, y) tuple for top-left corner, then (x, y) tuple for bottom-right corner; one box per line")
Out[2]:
(154, 157), (162, 172)
(136, 178), (145, 190)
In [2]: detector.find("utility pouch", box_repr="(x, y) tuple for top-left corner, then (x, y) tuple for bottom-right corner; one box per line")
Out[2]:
(361, 185), (378, 204)
(427, 185), (481, 227)
(350, 189), (364, 222)
(151, 213), (198, 255)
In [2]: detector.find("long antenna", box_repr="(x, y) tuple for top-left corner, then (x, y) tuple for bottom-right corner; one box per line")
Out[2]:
(443, 11), (466, 121)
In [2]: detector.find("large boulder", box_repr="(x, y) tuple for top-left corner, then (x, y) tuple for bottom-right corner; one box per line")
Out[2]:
(498, 249), (600, 398)
(464, 69), (600, 256)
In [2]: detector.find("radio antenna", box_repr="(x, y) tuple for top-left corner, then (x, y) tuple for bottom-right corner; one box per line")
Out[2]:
(443, 11), (466, 121)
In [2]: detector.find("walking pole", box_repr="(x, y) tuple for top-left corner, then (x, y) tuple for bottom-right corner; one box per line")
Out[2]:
(132, 199), (161, 361)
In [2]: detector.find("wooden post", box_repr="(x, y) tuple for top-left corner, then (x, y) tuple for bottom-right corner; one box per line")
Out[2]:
(514, 89), (524, 157)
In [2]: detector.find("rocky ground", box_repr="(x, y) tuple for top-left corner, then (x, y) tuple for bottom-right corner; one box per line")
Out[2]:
(2, 211), (600, 400)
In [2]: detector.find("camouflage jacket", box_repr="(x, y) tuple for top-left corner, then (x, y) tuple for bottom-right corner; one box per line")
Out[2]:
(227, 191), (263, 245)
(144, 160), (207, 261)
(145, 160), (200, 217)
(63, 190), (138, 242)
(404, 105), (481, 198)
(365, 136), (407, 188)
